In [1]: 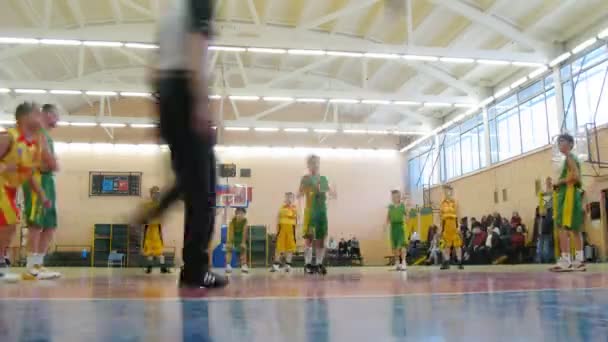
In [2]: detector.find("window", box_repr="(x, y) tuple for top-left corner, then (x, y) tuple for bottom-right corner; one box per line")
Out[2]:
(546, 88), (559, 140)
(573, 60), (608, 129)
(519, 94), (549, 152)
(442, 128), (462, 181)
(496, 108), (522, 161)
(562, 80), (577, 132)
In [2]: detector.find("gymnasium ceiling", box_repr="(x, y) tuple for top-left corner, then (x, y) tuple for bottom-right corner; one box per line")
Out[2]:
(0, 0), (607, 145)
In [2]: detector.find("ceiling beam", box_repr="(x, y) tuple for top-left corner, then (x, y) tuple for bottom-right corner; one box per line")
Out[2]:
(429, 0), (553, 54)
(246, 0), (260, 25)
(299, 0), (381, 30)
(408, 63), (480, 97)
(263, 57), (338, 88)
(0, 24), (547, 63)
(110, 0), (124, 23)
(251, 102), (294, 120)
(120, 0), (153, 17)
(43, 0), (53, 29)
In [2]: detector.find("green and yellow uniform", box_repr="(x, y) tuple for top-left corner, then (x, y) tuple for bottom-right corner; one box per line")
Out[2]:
(23, 128), (57, 229)
(142, 200), (164, 257)
(300, 175), (329, 240)
(388, 203), (406, 249)
(555, 153), (584, 231)
(228, 217), (248, 252)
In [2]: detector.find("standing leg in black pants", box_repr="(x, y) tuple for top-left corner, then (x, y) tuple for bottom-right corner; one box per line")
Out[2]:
(157, 74), (227, 288)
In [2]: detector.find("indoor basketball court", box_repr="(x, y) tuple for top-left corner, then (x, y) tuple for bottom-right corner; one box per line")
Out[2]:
(0, 0), (608, 341)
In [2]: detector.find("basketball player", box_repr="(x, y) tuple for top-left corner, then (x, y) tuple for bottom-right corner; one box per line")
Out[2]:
(133, 0), (227, 288)
(225, 208), (248, 274)
(439, 185), (463, 270)
(272, 192), (298, 273)
(22, 104), (61, 280)
(299, 155), (333, 275)
(386, 190), (407, 271)
(550, 133), (586, 272)
(142, 186), (170, 274)
(0, 102), (52, 283)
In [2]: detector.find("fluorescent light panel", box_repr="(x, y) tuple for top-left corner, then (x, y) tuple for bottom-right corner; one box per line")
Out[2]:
(549, 52), (571, 67)
(0, 88), (10, 93)
(125, 43), (158, 49)
(510, 77), (528, 89)
(402, 55), (438, 61)
(84, 41), (123, 47)
(365, 52), (399, 59)
(343, 129), (366, 134)
(367, 130), (389, 135)
(329, 99), (359, 104)
(0, 120), (16, 125)
(494, 87), (511, 98)
(254, 127), (279, 132)
(0, 37), (39, 44)
(69, 122), (97, 127)
(100, 123), (126, 128)
(424, 102), (452, 107)
(477, 59), (511, 65)
(56, 121), (70, 126)
(229, 95), (259, 101)
(247, 47), (286, 54)
(314, 129), (337, 134)
(86, 91), (117, 96)
(599, 27), (608, 39)
(263, 97), (294, 102)
(393, 101), (421, 106)
(327, 51), (363, 57)
(209, 46), (246, 52)
(40, 39), (81, 46)
(15, 89), (46, 94)
(361, 100), (391, 105)
(288, 49), (325, 55)
(50, 90), (82, 95)
(120, 92), (151, 97)
(130, 124), (157, 128)
(440, 57), (474, 63)
(296, 98), (326, 103)
(572, 38), (598, 54)
(528, 67), (548, 78)
(284, 128), (309, 133)
(225, 127), (250, 131)
(511, 62), (546, 67)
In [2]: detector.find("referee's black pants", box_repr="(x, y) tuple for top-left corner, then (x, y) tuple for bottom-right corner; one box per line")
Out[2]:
(158, 73), (216, 280)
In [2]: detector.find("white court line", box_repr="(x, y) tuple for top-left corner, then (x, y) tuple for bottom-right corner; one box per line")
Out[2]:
(0, 286), (606, 302)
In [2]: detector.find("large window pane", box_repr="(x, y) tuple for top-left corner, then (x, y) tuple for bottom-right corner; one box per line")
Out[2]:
(478, 125), (487, 168)
(442, 128), (461, 181)
(562, 80), (577, 132)
(496, 108), (522, 161)
(573, 61), (608, 129)
(489, 119), (499, 164)
(519, 94), (549, 152)
(546, 88), (559, 139)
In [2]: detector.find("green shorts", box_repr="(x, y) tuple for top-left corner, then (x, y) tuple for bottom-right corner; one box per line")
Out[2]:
(390, 222), (405, 249)
(311, 209), (328, 240)
(23, 174), (57, 229)
(228, 232), (245, 253)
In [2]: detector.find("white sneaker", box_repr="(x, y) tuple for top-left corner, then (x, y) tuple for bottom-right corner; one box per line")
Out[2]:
(37, 267), (61, 280)
(401, 263), (407, 271)
(285, 264), (291, 273)
(395, 264), (402, 271)
(241, 264), (249, 273)
(1, 272), (20, 283)
(271, 264), (280, 272)
(550, 258), (572, 272)
(225, 264), (233, 274)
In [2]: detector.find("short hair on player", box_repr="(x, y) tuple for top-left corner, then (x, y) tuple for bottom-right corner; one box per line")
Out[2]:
(391, 190), (401, 195)
(307, 154), (320, 164)
(15, 102), (38, 121)
(42, 104), (57, 113)
(558, 133), (574, 146)
(235, 207), (247, 215)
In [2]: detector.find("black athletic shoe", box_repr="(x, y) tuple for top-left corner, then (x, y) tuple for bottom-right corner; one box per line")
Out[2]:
(160, 267), (171, 274)
(440, 261), (450, 270)
(318, 265), (327, 275)
(145, 266), (153, 274)
(179, 269), (229, 289)
(304, 264), (314, 274)
(458, 263), (464, 270)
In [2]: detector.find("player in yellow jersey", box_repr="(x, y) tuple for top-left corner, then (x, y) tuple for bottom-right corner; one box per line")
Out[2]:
(142, 186), (171, 274)
(439, 185), (463, 270)
(0, 102), (53, 283)
(271, 192), (298, 273)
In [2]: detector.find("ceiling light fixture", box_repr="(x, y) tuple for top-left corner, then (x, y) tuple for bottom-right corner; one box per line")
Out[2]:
(130, 124), (157, 128)
(124, 43), (158, 49)
(393, 101), (421, 106)
(84, 41), (123, 47)
(361, 99), (391, 105)
(0, 37), (39, 44)
(314, 129), (337, 134)
(50, 90), (82, 95)
(209, 46), (246, 52)
(69, 122), (97, 127)
(254, 127), (279, 132)
(120, 92), (151, 97)
(85, 91), (117, 96)
(296, 98), (326, 103)
(247, 47), (286, 54)
(15, 89), (46, 94)
(283, 128), (309, 133)
(40, 39), (81, 46)
(327, 51), (363, 57)
(262, 97), (294, 102)
(402, 55), (439, 62)
(100, 123), (127, 128)
(287, 49), (326, 55)
(549, 52), (571, 67)
(572, 38), (598, 54)
(225, 127), (250, 131)
(329, 99), (359, 104)
(439, 57), (475, 63)
(477, 59), (511, 65)
(364, 52), (399, 59)
(228, 95), (260, 101)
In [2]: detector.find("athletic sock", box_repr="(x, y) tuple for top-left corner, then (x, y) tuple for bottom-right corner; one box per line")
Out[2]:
(575, 250), (584, 263)
(285, 253), (293, 264)
(26, 254), (36, 269)
(37, 254), (45, 267)
(159, 255), (165, 265)
(562, 252), (572, 263)
(317, 248), (326, 265)
(304, 247), (313, 264)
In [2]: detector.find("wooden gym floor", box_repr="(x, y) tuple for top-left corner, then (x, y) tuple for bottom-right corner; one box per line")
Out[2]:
(1, 265), (608, 341)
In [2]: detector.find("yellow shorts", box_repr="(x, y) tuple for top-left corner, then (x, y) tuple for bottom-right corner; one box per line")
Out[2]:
(302, 208), (312, 238)
(0, 186), (19, 226)
(276, 224), (297, 253)
(442, 219), (462, 248)
(143, 224), (164, 257)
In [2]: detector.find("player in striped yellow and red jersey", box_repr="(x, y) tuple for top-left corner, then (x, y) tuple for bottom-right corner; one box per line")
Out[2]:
(0, 102), (54, 283)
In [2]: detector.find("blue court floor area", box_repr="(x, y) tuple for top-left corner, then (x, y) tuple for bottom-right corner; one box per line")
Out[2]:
(1, 288), (607, 342)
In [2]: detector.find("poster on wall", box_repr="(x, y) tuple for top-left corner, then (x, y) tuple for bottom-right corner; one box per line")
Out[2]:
(89, 172), (142, 196)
